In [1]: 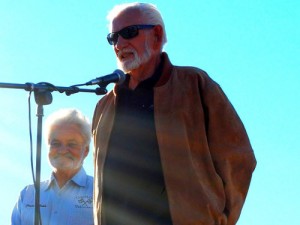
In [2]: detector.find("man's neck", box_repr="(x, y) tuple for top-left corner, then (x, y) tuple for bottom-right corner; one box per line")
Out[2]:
(53, 168), (79, 188)
(128, 53), (162, 90)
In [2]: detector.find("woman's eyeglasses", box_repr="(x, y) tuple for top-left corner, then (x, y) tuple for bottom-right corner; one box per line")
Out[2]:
(107, 24), (155, 45)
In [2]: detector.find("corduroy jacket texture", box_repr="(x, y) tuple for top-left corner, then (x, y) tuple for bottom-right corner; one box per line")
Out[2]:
(92, 53), (256, 225)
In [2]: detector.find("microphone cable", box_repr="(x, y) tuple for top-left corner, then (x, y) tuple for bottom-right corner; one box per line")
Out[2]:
(27, 90), (43, 225)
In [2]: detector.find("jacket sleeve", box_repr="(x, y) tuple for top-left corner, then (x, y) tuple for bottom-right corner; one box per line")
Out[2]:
(199, 72), (256, 225)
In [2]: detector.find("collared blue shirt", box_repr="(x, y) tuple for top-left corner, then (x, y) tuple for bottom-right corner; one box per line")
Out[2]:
(11, 167), (94, 225)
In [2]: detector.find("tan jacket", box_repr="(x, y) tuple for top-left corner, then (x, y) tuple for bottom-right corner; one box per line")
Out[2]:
(92, 53), (256, 225)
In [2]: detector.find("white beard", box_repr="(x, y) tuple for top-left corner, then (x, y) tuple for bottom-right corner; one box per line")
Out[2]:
(117, 39), (153, 73)
(49, 154), (82, 171)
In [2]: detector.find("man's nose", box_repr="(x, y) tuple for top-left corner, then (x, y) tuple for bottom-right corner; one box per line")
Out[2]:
(56, 145), (70, 152)
(115, 35), (128, 49)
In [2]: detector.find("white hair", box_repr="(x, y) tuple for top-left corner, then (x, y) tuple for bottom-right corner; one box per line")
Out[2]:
(107, 2), (167, 47)
(44, 108), (91, 147)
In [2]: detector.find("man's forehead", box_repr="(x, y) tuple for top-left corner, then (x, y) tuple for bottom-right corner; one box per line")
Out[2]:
(111, 8), (144, 31)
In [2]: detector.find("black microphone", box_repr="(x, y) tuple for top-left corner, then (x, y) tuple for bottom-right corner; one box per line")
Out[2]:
(85, 69), (126, 86)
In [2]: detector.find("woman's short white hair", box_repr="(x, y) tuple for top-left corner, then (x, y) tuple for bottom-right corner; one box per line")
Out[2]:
(107, 2), (167, 47)
(44, 108), (91, 147)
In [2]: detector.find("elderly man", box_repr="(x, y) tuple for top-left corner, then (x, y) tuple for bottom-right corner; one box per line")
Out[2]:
(12, 108), (94, 225)
(92, 2), (256, 225)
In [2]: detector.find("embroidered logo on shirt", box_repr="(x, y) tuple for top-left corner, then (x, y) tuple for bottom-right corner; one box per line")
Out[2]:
(75, 196), (92, 208)
(25, 204), (47, 208)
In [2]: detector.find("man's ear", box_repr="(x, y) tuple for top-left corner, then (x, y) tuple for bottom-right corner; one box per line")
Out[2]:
(153, 25), (163, 49)
(84, 146), (89, 158)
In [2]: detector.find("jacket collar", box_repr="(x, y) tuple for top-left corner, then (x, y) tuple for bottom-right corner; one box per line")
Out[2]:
(113, 52), (173, 95)
(155, 52), (173, 87)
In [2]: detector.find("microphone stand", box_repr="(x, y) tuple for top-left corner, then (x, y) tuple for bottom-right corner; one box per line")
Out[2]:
(0, 81), (107, 225)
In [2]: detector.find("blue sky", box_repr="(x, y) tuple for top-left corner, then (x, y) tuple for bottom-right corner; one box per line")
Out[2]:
(1, 0), (299, 224)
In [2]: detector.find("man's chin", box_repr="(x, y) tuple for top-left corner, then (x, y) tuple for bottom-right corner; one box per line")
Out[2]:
(53, 163), (72, 169)
(51, 159), (74, 169)
(118, 60), (139, 73)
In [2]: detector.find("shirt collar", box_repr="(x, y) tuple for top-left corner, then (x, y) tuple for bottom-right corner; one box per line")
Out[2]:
(46, 167), (88, 190)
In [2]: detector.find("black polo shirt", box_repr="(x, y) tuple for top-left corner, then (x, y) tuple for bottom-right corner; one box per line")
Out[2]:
(102, 57), (172, 225)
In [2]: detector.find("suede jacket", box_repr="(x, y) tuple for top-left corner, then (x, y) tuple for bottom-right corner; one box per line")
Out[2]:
(92, 53), (256, 225)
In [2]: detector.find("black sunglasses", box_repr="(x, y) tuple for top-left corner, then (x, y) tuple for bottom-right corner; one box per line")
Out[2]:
(107, 24), (155, 45)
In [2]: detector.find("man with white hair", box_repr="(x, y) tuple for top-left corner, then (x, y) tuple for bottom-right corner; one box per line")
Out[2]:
(12, 108), (94, 225)
(92, 2), (256, 225)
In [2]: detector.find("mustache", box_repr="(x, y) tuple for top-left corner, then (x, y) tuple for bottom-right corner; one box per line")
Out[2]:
(52, 153), (74, 160)
(117, 48), (137, 58)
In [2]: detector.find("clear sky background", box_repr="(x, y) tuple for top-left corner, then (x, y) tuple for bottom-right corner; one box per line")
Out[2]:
(0, 0), (299, 224)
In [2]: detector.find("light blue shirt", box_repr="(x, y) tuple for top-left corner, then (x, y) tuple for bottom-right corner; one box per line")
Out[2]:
(11, 167), (94, 225)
